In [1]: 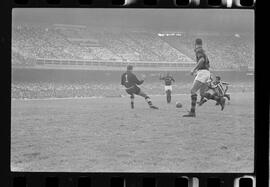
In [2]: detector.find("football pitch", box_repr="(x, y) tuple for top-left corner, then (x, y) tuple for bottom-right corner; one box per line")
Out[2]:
(11, 92), (254, 173)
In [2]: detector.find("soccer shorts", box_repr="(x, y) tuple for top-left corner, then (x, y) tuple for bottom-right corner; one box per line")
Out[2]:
(125, 86), (141, 95)
(194, 70), (211, 83)
(164, 85), (172, 92)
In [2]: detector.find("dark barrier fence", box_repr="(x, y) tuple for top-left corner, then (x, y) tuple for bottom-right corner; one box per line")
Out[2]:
(12, 68), (254, 83)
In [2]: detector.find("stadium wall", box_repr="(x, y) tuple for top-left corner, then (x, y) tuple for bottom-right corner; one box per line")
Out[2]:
(12, 68), (254, 83)
(32, 58), (196, 71)
(14, 58), (253, 72)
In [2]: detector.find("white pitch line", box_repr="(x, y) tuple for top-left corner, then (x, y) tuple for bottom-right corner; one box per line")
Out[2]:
(11, 94), (190, 101)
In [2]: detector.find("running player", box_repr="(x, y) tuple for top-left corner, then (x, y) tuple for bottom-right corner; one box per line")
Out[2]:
(183, 38), (225, 117)
(160, 72), (175, 103)
(121, 65), (159, 109)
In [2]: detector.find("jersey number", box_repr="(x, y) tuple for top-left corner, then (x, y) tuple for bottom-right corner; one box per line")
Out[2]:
(125, 74), (128, 83)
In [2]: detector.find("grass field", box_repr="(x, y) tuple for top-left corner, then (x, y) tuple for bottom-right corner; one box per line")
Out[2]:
(11, 92), (254, 173)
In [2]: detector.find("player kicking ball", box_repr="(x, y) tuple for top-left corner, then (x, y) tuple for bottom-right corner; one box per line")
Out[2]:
(160, 72), (175, 103)
(121, 65), (158, 109)
(183, 38), (225, 117)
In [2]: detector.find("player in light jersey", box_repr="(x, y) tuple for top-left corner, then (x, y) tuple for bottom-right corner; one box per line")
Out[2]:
(121, 65), (159, 109)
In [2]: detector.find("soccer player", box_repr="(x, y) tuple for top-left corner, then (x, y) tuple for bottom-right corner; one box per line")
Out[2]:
(183, 38), (225, 117)
(160, 72), (175, 103)
(197, 76), (229, 106)
(212, 76), (230, 105)
(121, 65), (159, 109)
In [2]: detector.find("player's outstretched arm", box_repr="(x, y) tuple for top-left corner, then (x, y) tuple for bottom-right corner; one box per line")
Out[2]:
(138, 80), (144, 85)
(133, 74), (144, 85)
(222, 81), (229, 85)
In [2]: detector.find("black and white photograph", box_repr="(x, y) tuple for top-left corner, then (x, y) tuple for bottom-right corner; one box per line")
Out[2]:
(11, 8), (254, 172)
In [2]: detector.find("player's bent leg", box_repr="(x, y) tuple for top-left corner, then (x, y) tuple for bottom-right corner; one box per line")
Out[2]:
(219, 97), (226, 110)
(198, 97), (208, 106)
(126, 87), (138, 109)
(198, 84), (208, 105)
(199, 83), (209, 97)
(203, 93), (225, 110)
(224, 93), (230, 101)
(137, 90), (158, 109)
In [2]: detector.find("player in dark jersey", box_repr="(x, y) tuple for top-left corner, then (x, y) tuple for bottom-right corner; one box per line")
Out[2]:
(160, 72), (175, 103)
(121, 65), (158, 109)
(183, 38), (225, 117)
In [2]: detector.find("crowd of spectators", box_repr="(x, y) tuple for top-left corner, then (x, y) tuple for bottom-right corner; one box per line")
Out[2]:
(86, 47), (122, 61)
(12, 80), (254, 99)
(13, 25), (79, 60)
(11, 25), (196, 64)
(12, 51), (35, 66)
(98, 32), (140, 61)
(162, 33), (254, 70)
(128, 32), (193, 62)
(12, 81), (122, 99)
(12, 25), (254, 70)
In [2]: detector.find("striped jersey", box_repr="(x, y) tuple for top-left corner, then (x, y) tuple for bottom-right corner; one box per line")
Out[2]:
(210, 81), (229, 96)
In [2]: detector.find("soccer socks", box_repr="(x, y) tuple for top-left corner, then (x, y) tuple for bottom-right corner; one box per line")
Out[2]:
(131, 101), (134, 109)
(144, 96), (152, 105)
(198, 96), (207, 106)
(190, 94), (197, 113)
(183, 94), (197, 117)
(130, 95), (134, 109)
(145, 96), (158, 109)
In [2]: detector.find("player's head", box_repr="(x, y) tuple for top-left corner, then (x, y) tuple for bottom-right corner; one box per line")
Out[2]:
(195, 38), (203, 50)
(166, 72), (170, 76)
(127, 65), (133, 72)
(215, 76), (221, 81)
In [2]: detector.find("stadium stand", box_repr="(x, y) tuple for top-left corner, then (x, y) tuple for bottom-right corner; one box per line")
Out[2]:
(128, 32), (193, 62)
(162, 33), (254, 70)
(12, 25), (254, 70)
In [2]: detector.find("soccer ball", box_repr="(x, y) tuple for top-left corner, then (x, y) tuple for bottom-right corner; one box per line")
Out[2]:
(176, 102), (182, 108)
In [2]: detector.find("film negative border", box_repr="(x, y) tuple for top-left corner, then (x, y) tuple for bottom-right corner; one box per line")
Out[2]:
(11, 173), (256, 187)
(1, 0), (267, 187)
(10, 0), (256, 8)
